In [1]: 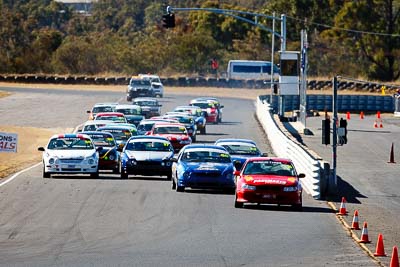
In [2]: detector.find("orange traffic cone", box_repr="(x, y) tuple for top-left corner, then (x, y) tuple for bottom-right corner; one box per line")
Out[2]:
(359, 222), (371, 243)
(346, 112), (351, 120)
(337, 197), (348, 215)
(374, 233), (387, 257)
(374, 120), (378, 128)
(390, 246), (399, 267)
(377, 111), (381, 119)
(360, 111), (364, 119)
(350, 210), (361, 230)
(380, 119), (383, 128)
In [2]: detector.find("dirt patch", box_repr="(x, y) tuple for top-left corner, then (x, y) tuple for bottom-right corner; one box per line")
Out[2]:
(0, 126), (70, 179)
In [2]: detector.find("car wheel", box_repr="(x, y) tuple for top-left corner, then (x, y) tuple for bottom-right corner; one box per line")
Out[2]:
(176, 185), (185, 192)
(121, 171), (128, 179)
(43, 165), (50, 178)
(200, 127), (206, 135)
(166, 172), (172, 181)
(234, 193), (243, 208)
(90, 171), (99, 179)
(191, 135), (196, 142)
(127, 96), (132, 102)
(171, 178), (176, 190)
(112, 167), (120, 174)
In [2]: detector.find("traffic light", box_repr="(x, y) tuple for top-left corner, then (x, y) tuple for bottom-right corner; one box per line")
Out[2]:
(162, 13), (175, 28)
(322, 119), (330, 145)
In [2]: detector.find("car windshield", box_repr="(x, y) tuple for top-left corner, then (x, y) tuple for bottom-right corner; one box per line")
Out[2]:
(137, 123), (155, 131)
(95, 116), (126, 123)
(116, 108), (139, 115)
(48, 137), (94, 150)
(85, 134), (116, 147)
(243, 161), (295, 176)
(221, 144), (260, 155)
(92, 106), (114, 113)
(99, 129), (132, 141)
(126, 141), (171, 152)
(181, 151), (231, 163)
(154, 126), (186, 134)
(134, 101), (157, 106)
(191, 102), (213, 109)
(175, 117), (193, 124)
(130, 80), (151, 86)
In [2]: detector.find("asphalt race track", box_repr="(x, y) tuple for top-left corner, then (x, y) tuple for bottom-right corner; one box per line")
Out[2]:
(0, 86), (377, 266)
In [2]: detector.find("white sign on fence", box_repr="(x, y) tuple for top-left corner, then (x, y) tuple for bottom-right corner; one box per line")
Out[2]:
(0, 132), (18, 152)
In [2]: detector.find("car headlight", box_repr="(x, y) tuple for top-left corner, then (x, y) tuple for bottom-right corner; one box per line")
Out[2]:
(88, 158), (95, 165)
(49, 158), (56, 164)
(241, 184), (256, 191)
(183, 171), (190, 178)
(283, 186), (298, 192)
(109, 154), (115, 161)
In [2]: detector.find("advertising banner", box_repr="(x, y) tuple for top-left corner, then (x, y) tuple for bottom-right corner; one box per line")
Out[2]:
(0, 132), (18, 153)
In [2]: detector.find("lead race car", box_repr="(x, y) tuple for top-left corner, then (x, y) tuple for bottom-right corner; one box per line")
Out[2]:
(38, 133), (102, 178)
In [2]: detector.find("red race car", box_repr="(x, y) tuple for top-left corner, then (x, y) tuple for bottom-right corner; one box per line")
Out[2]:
(234, 157), (305, 210)
(148, 122), (192, 152)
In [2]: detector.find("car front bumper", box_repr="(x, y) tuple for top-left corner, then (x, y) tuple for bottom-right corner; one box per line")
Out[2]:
(236, 190), (302, 205)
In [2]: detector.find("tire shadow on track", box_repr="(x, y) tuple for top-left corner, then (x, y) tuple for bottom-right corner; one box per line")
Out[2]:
(239, 204), (335, 213)
(180, 189), (235, 195)
(326, 175), (366, 204)
(47, 174), (170, 181)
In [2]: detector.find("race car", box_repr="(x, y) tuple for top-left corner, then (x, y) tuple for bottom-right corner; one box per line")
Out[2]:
(189, 98), (222, 124)
(214, 138), (265, 170)
(171, 144), (236, 193)
(86, 102), (118, 120)
(94, 112), (127, 123)
(234, 157), (305, 210)
(132, 97), (161, 118)
(148, 122), (192, 152)
(118, 136), (174, 179)
(173, 105), (207, 134)
(161, 114), (197, 142)
(81, 131), (120, 173)
(96, 124), (137, 147)
(114, 104), (144, 126)
(38, 133), (102, 178)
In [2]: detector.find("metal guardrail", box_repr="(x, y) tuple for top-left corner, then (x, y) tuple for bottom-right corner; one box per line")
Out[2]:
(256, 96), (329, 199)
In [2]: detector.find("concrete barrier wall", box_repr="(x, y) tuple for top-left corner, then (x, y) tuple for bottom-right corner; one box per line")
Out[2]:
(262, 94), (395, 112)
(256, 97), (328, 199)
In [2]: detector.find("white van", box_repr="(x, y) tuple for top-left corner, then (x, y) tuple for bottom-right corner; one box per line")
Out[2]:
(227, 60), (279, 80)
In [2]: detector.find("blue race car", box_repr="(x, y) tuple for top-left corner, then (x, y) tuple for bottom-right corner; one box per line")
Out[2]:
(171, 144), (236, 193)
(214, 139), (265, 171)
(118, 136), (174, 179)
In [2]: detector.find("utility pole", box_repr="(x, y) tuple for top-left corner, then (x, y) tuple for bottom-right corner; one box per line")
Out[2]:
(330, 76), (338, 193)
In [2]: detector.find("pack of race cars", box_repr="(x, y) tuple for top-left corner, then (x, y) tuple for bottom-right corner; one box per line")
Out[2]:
(38, 91), (305, 210)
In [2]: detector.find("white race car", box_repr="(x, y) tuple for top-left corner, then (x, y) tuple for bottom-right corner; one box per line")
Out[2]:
(38, 133), (102, 178)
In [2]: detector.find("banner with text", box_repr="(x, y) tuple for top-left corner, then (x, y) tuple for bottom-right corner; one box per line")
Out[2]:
(0, 132), (18, 152)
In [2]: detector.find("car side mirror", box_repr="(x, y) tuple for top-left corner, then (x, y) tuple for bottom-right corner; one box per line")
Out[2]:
(261, 152), (269, 157)
(234, 170), (240, 176)
(96, 146), (103, 152)
(170, 158), (178, 162)
(38, 147), (45, 151)
(220, 105), (224, 108)
(298, 173), (306, 178)
(86, 110), (91, 114)
(117, 146), (123, 152)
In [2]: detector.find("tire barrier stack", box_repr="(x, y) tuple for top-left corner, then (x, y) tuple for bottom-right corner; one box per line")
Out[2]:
(0, 74), (399, 91)
(256, 96), (330, 200)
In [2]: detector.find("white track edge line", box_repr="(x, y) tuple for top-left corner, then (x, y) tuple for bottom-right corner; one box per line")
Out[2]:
(0, 162), (41, 188)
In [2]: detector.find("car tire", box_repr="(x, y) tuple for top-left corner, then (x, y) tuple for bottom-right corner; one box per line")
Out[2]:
(200, 127), (206, 135)
(43, 165), (50, 178)
(120, 164), (128, 179)
(127, 96), (132, 102)
(234, 193), (243, 208)
(90, 171), (99, 179)
(176, 186), (185, 192)
(166, 172), (172, 181)
(191, 135), (196, 142)
(171, 179), (176, 190)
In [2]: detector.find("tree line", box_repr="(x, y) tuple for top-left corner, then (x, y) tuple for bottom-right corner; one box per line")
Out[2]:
(0, 0), (399, 81)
